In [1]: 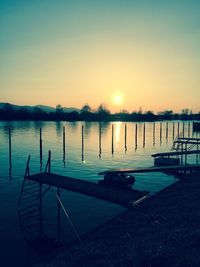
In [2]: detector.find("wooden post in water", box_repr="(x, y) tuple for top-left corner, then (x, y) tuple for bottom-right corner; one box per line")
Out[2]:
(125, 124), (127, 151)
(8, 128), (12, 168)
(82, 125), (84, 161)
(48, 150), (51, 173)
(63, 126), (66, 159)
(182, 122), (185, 137)
(166, 122), (168, 141)
(99, 122), (102, 157)
(135, 124), (138, 150)
(39, 128), (43, 162)
(188, 122), (190, 137)
(177, 122), (180, 137)
(143, 123), (145, 147)
(160, 122), (162, 143)
(112, 124), (114, 154)
(153, 122), (155, 145)
(172, 122), (175, 140)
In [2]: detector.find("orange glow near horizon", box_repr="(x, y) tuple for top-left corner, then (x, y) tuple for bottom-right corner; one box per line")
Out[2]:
(0, 1), (200, 113)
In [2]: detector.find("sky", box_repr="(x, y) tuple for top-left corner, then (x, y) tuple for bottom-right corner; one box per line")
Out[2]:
(0, 0), (200, 113)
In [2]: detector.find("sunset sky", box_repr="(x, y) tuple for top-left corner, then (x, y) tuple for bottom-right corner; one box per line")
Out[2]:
(0, 0), (199, 113)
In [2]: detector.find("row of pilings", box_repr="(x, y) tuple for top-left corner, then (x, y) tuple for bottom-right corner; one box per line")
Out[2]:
(6, 121), (194, 169)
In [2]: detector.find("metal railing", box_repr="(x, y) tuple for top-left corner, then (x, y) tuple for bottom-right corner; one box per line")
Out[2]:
(45, 150), (51, 173)
(56, 194), (81, 242)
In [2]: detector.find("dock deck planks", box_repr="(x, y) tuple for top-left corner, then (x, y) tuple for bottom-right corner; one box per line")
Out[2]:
(177, 137), (200, 141)
(151, 150), (200, 157)
(28, 173), (146, 206)
(174, 140), (200, 145)
(98, 164), (200, 175)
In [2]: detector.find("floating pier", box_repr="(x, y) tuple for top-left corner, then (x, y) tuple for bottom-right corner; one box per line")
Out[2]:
(27, 173), (147, 206)
(99, 164), (200, 175)
(152, 150), (200, 158)
(174, 140), (200, 145)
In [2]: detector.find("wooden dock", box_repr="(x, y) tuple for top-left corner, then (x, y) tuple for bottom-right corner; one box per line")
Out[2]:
(99, 164), (200, 175)
(177, 137), (200, 141)
(151, 150), (200, 158)
(28, 173), (147, 206)
(174, 140), (200, 145)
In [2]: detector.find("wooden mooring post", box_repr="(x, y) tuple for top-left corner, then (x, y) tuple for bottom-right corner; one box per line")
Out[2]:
(160, 122), (162, 143)
(99, 122), (102, 157)
(44, 150), (51, 173)
(63, 126), (66, 158)
(39, 128), (43, 162)
(166, 122), (168, 141)
(135, 123), (138, 150)
(172, 122), (175, 140)
(177, 122), (180, 137)
(82, 125), (84, 161)
(8, 128), (12, 168)
(153, 122), (155, 145)
(182, 122), (185, 137)
(188, 122), (190, 137)
(125, 124), (127, 151)
(112, 124), (114, 154)
(143, 123), (145, 147)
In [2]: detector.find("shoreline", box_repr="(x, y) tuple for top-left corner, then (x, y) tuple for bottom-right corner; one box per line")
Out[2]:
(62, 172), (200, 266)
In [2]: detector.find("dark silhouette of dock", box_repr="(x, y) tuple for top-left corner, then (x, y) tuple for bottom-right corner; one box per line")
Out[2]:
(99, 164), (200, 175)
(151, 150), (200, 157)
(27, 172), (146, 206)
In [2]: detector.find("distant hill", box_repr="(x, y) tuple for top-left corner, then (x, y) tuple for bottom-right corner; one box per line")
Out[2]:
(0, 103), (80, 113)
(35, 105), (56, 113)
(62, 107), (80, 113)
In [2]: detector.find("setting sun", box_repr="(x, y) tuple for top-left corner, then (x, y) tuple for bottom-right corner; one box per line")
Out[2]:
(112, 94), (124, 106)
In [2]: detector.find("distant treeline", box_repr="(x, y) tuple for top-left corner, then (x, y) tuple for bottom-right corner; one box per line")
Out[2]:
(0, 103), (200, 121)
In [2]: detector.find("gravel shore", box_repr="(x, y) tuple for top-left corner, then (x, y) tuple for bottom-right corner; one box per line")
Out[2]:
(65, 172), (200, 266)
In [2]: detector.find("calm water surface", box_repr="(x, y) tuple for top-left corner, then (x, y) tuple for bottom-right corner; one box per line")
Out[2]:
(0, 120), (198, 266)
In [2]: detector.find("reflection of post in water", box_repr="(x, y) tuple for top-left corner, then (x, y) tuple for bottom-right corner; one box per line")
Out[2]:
(39, 128), (43, 164)
(160, 122), (162, 143)
(172, 122), (175, 140)
(153, 122), (155, 146)
(8, 128), (12, 170)
(9, 164), (12, 180)
(57, 187), (61, 243)
(39, 183), (43, 238)
(177, 122), (180, 137)
(182, 122), (185, 137)
(166, 122), (168, 142)
(143, 123), (145, 148)
(135, 123), (138, 150)
(99, 122), (102, 158)
(81, 125), (84, 162)
(112, 124), (114, 154)
(63, 126), (66, 165)
(124, 124), (127, 152)
(188, 122), (190, 137)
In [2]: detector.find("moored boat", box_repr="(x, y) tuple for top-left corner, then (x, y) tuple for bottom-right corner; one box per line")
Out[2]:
(98, 173), (135, 188)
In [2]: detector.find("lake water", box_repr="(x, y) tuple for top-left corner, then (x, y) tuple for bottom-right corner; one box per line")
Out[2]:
(0, 120), (199, 266)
